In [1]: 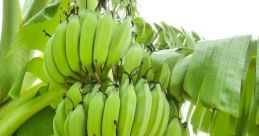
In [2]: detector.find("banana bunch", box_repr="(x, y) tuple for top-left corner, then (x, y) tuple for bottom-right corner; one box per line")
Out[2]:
(46, 6), (185, 136)
(52, 76), (181, 136)
(44, 10), (132, 85)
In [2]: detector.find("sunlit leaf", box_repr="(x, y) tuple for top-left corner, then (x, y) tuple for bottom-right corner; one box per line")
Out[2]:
(27, 57), (47, 82)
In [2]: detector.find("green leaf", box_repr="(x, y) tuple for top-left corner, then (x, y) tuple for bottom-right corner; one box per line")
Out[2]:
(13, 106), (55, 136)
(10, 0), (70, 52)
(0, 0), (23, 104)
(184, 40), (216, 102)
(23, 0), (52, 23)
(190, 103), (206, 134)
(210, 111), (237, 136)
(199, 36), (252, 117)
(8, 66), (26, 99)
(27, 57), (48, 82)
(143, 22), (155, 46)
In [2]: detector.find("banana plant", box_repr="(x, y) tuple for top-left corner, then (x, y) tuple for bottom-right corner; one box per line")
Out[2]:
(0, 0), (258, 136)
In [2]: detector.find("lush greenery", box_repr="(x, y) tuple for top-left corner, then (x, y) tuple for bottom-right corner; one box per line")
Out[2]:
(0, 0), (258, 135)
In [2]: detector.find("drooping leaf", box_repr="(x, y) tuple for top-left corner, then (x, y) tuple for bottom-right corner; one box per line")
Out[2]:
(199, 36), (252, 117)
(10, 0), (70, 52)
(8, 66), (26, 99)
(22, 0), (52, 23)
(210, 111), (237, 136)
(27, 57), (48, 82)
(183, 40), (216, 102)
(0, 0), (23, 104)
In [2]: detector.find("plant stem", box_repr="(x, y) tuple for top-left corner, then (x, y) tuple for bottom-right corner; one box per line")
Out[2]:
(0, 0), (21, 51)
(0, 0), (22, 104)
(0, 82), (45, 118)
(0, 88), (65, 136)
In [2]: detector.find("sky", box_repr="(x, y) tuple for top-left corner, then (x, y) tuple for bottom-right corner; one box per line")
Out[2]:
(137, 0), (259, 40)
(1, 0), (259, 40)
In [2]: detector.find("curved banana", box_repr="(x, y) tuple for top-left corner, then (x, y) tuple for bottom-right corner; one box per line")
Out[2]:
(87, 91), (106, 136)
(137, 53), (154, 81)
(131, 78), (152, 136)
(169, 100), (179, 119)
(118, 82), (137, 136)
(54, 99), (66, 136)
(122, 44), (143, 81)
(102, 17), (132, 74)
(66, 15), (81, 73)
(77, 0), (86, 9)
(83, 84), (100, 114)
(53, 114), (62, 136)
(79, 11), (98, 73)
(153, 63), (170, 90)
(65, 82), (82, 116)
(44, 37), (65, 83)
(93, 12), (113, 72)
(145, 84), (165, 136)
(52, 21), (76, 78)
(82, 84), (100, 132)
(69, 104), (86, 136)
(123, 43), (143, 75)
(87, 0), (98, 10)
(79, 9), (88, 25)
(155, 95), (170, 136)
(102, 86), (120, 136)
(165, 117), (182, 136)
(64, 111), (72, 136)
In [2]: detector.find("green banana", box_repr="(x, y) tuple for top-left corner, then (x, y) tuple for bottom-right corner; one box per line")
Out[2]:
(79, 11), (98, 73)
(145, 84), (165, 136)
(83, 84), (100, 114)
(78, 9), (87, 25)
(155, 96), (170, 136)
(102, 17), (132, 73)
(153, 63), (170, 90)
(137, 52), (154, 81)
(165, 118), (182, 136)
(66, 15), (81, 73)
(77, 0), (86, 9)
(87, 91), (106, 136)
(64, 111), (72, 136)
(53, 113), (62, 136)
(169, 55), (192, 101)
(102, 86), (120, 136)
(119, 78), (129, 97)
(123, 43), (143, 75)
(44, 37), (65, 83)
(54, 99), (66, 136)
(118, 82), (137, 136)
(93, 12), (113, 72)
(65, 82), (82, 116)
(52, 21), (76, 78)
(168, 100), (179, 119)
(87, 0), (98, 10)
(69, 104), (86, 136)
(131, 78), (152, 136)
